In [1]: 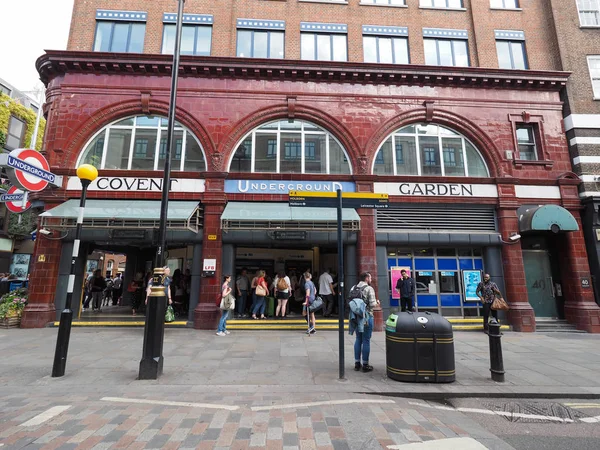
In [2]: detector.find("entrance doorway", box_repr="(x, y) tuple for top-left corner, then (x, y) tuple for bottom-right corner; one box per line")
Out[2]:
(523, 250), (557, 318)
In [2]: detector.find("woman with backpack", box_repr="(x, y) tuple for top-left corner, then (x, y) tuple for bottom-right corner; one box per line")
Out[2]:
(251, 270), (268, 320)
(274, 271), (291, 319)
(217, 275), (233, 336)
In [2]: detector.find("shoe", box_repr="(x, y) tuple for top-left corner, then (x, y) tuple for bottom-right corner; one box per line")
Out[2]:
(225, 331), (231, 335)
(362, 364), (374, 373)
(354, 362), (362, 371)
(310, 328), (316, 334)
(216, 331), (225, 336)
(306, 328), (314, 335)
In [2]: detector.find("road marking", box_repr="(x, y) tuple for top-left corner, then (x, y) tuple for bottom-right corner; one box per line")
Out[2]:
(100, 397), (239, 411)
(580, 415), (600, 423)
(387, 437), (489, 449)
(251, 399), (396, 411)
(409, 402), (574, 424)
(19, 405), (71, 427)
(564, 403), (600, 407)
(567, 405), (600, 409)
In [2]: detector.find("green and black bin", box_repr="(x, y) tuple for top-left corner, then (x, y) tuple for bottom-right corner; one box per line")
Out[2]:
(385, 311), (455, 383)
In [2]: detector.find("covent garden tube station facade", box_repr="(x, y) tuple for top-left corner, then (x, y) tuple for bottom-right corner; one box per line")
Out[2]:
(20, 49), (600, 333)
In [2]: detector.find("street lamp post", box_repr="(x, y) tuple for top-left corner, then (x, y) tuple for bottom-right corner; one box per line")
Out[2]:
(138, 0), (186, 380)
(52, 164), (98, 377)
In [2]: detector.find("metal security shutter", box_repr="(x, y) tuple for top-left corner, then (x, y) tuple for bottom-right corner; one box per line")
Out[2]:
(376, 206), (496, 232)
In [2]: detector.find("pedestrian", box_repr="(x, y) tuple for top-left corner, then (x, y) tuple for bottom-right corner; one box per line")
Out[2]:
(217, 275), (233, 336)
(318, 268), (335, 317)
(146, 267), (173, 309)
(302, 272), (317, 334)
(251, 270), (268, 320)
(236, 268), (250, 318)
(250, 270), (259, 315)
(90, 269), (106, 313)
(103, 275), (113, 307)
(476, 273), (502, 333)
(396, 269), (416, 312)
(82, 272), (93, 311)
(130, 272), (144, 316)
(112, 273), (123, 306)
(274, 271), (291, 319)
(349, 272), (379, 372)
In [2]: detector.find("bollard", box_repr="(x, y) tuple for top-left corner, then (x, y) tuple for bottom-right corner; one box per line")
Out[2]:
(139, 267), (167, 380)
(488, 318), (505, 382)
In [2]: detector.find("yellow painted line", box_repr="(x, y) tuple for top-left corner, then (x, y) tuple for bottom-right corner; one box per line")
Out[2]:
(227, 326), (348, 330)
(232, 320), (348, 325)
(53, 321), (187, 326)
(289, 190), (388, 199)
(567, 406), (600, 409)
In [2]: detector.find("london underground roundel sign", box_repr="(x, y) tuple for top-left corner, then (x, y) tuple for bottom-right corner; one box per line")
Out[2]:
(5, 148), (55, 192)
(2, 186), (31, 214)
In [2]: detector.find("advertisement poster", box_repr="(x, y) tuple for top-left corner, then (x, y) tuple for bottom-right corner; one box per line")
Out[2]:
(462, 270), (482, 301)
(390, 266), (411, 299)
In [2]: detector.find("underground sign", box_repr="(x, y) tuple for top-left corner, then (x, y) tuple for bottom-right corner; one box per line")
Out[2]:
(4, 148), (57, 192)
(1, 186), (31, 213)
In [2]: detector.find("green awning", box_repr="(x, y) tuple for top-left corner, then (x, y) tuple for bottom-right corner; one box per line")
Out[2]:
(221, 202), (360, 231)
(40, 200), (202, 232)
(519, 205), (579, 233)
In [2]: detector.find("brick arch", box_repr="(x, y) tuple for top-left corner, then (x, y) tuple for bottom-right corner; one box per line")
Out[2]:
(219, 104), (361, 173)
(365, 108), (505, 178)
(60, 99), (215, 169)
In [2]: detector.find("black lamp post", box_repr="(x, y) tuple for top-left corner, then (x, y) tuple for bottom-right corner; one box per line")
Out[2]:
(138, 0), (186, 380)
(52, 164), (98, 377)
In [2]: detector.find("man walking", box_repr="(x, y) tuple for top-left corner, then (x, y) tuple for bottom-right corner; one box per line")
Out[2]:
(351, 272), (379, 372)
(318, 268), (335, 317)
(236, 268), (250, 318)
(396, 269), (416, 312)
(476, 273), (501, 333)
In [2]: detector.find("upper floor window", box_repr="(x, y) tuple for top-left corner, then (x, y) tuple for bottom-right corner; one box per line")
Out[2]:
(587, 56), (600, 99)
(373, 123), (489, 177)
(94, 10), (146, 53)
(577, 0), (600, 27)
(363, 26), (409, 64)
(162, 14), (213, 56)
(0, 84), (10, 96)
(229, 119), (352, 174)
(495, 31), (528, 69)
(77, 115), (207, 172)
(362, 0), (406, 5)
(300, 22), (348, 62)
(5, 116), (26, 151)
(516, 125), (537, 160)
(490, 0), (519, 8)
(420, 0), (463, 8)
(237, 19), (285, 59)
(423, 29), (469, 67)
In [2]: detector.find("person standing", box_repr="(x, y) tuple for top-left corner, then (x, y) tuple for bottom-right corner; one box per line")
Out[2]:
(476, 273), (501, 333)
(251, 270), (268, 320)
(396, 269), (416, 312)
(352, 272), (379, 372)
(145, 267), (173, 311)
(90, 269), (106, 313)
(274, 271), (291, 319)
(318, 268), (335, 317)
(112, 273), (123, 306)
(302, 272), (317, 334)
(236, 268), (250, 318)
(217, 275), (232, 336)
(82, 272), (94, 311)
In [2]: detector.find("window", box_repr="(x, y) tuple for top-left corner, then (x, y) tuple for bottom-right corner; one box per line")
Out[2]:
(363, 27), (409, 64)
(372, 123), (489, 177)
(229, 119), (352, 174)
(5, 116), (26, 150)
(237, 30), (284, 58)
(589, 56), (600, 98)
(424, 38), (469, 67)
(577, 0), (600, 26)
(94, 20), (146, 53)
(77, 115), (207, 171)
(516, 125), (537, 160)
(362, 0), (406, 5)
(300, 23), (347, 62)
(420, 0), (463, 8)
(0, 84), (10, 96)
(490, 0), (519, 8)
(162, 25), (212, 56)
(495, 35), (527, 69)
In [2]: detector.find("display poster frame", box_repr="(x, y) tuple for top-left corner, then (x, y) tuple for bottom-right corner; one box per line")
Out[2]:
(462, 270), (482, 302)
(390, 266), (411, 300)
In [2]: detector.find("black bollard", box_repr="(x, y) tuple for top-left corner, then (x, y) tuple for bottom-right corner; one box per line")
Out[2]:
(488, 318), (505, 382)
(139, 267), (167, 380)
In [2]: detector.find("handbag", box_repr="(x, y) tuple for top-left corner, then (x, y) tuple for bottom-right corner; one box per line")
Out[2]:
(309, 296), (324, 313)
(255, 284), (267, 296)
(165, 305), (175, 323)
(491, 297), (509, 311)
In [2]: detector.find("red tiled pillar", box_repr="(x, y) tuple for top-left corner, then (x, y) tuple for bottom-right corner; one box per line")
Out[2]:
(193, 176), (227, 330)
(558, 218), (600, 333)
(357, 208), (382, 331)
(21, 228), (60, 328)
(498, 207), (536, 332)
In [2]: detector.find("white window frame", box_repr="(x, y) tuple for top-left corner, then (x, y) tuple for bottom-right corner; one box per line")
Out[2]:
(490, 0), (519, 9)
(360, 0), (407, 6)
(577, 0), (600, 27)
(588, 55), (600, 99)
(419, 0), (465, 10)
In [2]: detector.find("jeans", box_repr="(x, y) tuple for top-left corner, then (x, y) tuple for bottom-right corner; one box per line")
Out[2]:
(218, 309), (229, 332)
(237, 290), (248, 316)
(354, 315), (374, 364)
(400, 297), (413, 312)
(482, 302), (498, 330)
(252, 296), (266, 316)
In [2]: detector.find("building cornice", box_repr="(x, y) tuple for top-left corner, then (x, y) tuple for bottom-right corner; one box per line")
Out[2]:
(36, 50), (570, 91)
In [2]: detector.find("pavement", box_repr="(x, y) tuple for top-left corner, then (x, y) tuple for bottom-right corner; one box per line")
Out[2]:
(1, 328), (600, 449)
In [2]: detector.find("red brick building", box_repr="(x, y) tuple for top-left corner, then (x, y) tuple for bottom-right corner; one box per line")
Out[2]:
(21, 0), (600, 332)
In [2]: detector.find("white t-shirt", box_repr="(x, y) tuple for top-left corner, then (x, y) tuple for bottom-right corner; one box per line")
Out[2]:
(274, 276), (291, 293)
(319, 272), (334, 295)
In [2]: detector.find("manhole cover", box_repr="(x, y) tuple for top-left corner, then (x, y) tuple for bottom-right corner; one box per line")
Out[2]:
(483, 401), (588, 423)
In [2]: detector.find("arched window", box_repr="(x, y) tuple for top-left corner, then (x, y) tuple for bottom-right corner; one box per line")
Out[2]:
(229, 119), (352, 174)
(372, 123), (489, 177)
(77, 115), (207, 171)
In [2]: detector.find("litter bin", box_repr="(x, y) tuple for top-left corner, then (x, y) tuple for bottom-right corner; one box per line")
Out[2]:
(385, 311), (455, 383)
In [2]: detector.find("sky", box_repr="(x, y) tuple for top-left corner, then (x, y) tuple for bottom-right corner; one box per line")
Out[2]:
(1, 0), (74, 99)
